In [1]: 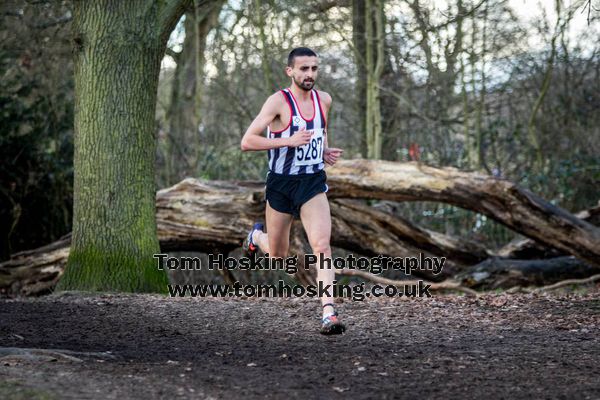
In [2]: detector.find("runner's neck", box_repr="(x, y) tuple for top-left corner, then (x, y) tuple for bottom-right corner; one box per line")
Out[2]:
(289, 85), (312, 101)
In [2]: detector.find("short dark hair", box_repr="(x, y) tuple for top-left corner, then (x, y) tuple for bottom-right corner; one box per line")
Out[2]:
(287, 47), (318, 67)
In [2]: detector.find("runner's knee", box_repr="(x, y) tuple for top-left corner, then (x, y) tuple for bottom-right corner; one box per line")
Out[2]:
(310, 239), (330, 256)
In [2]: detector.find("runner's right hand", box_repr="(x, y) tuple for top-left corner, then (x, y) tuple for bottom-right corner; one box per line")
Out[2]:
(287, 127), (313, 148)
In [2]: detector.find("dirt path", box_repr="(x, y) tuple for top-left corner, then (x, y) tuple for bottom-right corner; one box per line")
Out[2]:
(1, 290), (599, 399)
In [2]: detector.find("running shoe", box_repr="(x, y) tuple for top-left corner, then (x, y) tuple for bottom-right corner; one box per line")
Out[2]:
(242, 222), (263, 255)
(320, 306), (346, 335)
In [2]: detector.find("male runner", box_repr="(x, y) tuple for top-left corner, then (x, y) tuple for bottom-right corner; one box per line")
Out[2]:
(240, 47), (345, 335)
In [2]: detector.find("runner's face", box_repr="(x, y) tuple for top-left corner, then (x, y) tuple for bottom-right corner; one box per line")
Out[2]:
(287, 56), (318, 91)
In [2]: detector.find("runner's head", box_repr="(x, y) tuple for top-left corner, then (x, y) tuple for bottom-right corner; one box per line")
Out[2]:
(286, 47), (318, 92)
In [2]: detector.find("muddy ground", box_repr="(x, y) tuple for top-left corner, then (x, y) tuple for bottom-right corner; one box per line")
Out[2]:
(1, 289), (599, 399)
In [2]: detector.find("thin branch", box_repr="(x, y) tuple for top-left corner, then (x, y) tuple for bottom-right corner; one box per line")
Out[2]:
(432, 0), (486, 31)
(337, 269), (480, 297)
(165, 47), (181, 60)
(533, 274), (600, 292)
(507, 274), (600, 293)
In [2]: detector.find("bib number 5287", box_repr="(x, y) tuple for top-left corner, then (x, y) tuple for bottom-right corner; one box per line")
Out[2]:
(294, 129), (324, 166)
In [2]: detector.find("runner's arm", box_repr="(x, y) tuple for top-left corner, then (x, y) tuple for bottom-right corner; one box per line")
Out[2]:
(241, 94), (300, 151)
(318, 92), (343, 166)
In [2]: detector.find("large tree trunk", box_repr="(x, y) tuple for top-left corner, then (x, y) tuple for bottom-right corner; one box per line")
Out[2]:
(57, 0), (191, 293)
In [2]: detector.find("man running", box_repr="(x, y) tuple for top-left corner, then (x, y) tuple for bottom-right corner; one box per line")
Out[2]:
(240, 47), (345, 335)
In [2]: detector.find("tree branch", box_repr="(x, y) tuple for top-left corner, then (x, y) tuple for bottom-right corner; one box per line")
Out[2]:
(165, 47), (181, 61)
(309, 0), (351, 13)
(336, 269), (479, 296)
(159, 0), (193, 46)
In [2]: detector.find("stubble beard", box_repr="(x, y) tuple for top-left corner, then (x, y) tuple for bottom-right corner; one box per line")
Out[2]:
(294, 76), (315, 91)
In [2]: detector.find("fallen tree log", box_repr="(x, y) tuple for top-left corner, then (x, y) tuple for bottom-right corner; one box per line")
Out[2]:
(457, 256), (600, 290)
(3, 161), (599, 295)
(326, 160), (600, 267)
(0, 238), (70, 297)
(2, 179), (469, 295)
(497, 204), (600, 259)
(332, 199), (490, 265)
(135, 178), (484, 282)
(329, 201), (470, 280)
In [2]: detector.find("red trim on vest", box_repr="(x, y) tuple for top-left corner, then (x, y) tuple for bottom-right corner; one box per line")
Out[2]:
(269, 90), (293, 135)
(288, 88), (316, 122)
(314, 89), (327, 130)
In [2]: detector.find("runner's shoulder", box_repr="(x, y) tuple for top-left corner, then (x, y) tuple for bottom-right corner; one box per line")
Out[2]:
(264, 91), (289, 112)
(316, 90), (332, 107)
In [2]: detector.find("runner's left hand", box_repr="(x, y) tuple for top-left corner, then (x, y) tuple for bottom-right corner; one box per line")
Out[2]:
(324, 147), (343, 166)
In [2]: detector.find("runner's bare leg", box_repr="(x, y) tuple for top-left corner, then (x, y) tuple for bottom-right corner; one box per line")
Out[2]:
(253, 201), (293, 257)
(299, 193), (335, 318)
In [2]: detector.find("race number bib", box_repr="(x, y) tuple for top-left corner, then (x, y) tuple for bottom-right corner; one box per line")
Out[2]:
(293, 128), (325, 167)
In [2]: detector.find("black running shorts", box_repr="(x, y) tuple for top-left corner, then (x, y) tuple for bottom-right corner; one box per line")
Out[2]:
(265, 170), (328, 218)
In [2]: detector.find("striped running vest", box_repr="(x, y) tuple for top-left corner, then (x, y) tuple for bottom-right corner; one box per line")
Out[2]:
(267, 88), (327, 175)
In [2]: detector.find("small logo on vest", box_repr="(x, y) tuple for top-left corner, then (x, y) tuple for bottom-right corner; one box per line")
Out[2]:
(293, 116), (306, 130)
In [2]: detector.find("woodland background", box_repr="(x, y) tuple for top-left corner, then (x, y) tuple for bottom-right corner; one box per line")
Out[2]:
(1, 0), (598, 263)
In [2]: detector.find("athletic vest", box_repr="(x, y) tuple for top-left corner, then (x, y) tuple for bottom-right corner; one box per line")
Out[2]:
(267, 88), (327, 175)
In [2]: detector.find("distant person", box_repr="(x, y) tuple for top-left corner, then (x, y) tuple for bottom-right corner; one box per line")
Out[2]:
(240, 47), (345, 334)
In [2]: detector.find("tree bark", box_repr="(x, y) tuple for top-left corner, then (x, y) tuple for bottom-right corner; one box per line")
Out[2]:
(331, 199), (490, 266)
(497, 204), (600, 259)
(57, 0), (191, 293)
